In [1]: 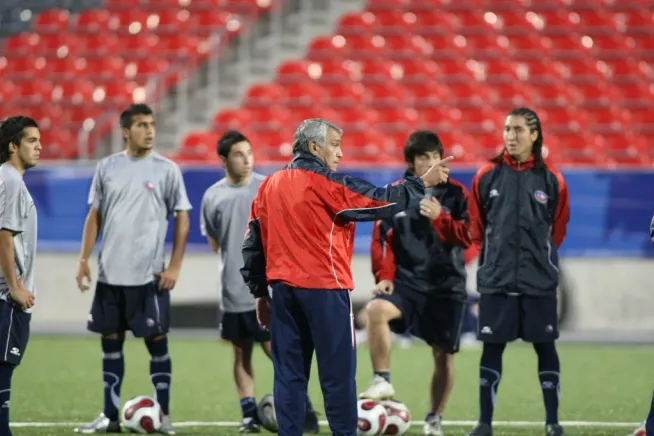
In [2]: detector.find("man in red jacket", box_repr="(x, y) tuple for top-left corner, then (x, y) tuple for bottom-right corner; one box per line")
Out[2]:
(240, 118), (452, 436)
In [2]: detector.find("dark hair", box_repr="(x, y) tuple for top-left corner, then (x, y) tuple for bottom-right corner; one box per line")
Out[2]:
(217, 130), (250, 158)
(0, 116), (39, 164)
(493, 107), (545, 169)
(403, 130), (444, 164)
(119, 104), (154, 129)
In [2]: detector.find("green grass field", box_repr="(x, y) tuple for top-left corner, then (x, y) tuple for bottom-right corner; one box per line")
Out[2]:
(8, 335), (653, 435)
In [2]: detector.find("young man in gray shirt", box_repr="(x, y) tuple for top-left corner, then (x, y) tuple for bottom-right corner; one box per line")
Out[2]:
(201, 131), (318, 433)
(74, 104), (192, 435)
(0, 116), (40, 436)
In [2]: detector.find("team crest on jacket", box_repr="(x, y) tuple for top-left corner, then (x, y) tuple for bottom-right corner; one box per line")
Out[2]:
(534, 190), (548, 204)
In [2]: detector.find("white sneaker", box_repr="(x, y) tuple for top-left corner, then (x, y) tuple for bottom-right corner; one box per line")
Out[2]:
(423, 413), (444, 435)
(630, 421), (646, 436)
(359, 375), (395, 400)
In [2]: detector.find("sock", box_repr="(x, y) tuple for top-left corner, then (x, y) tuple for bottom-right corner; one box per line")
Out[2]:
(240, 396), (257, 420)
(534, 342), (560, 425)
(0, 363), (14, 436)
(146, 338), (172, 416)
(479, 342), (505, 425)
(305, 394), (314, 412)
(102, 337), (125, 422)
(374, 370), (391, 383)
(646, 390), (654, 436)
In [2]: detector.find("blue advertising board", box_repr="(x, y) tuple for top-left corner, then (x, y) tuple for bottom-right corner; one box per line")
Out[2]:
(24, 164), (654, 257)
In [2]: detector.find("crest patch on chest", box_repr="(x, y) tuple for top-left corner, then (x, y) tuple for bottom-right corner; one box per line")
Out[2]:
(534, 190), (548, 204)
(144, 181), (155, 190)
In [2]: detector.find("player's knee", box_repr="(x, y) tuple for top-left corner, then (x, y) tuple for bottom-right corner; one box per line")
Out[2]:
(432, 346), (454, 369)
(365, 299), (399, 324)
(146, 334), (167, 342)
(102, 333), (123, 340)
(533, 341), (558, 359)
(232, 340), (254, 363)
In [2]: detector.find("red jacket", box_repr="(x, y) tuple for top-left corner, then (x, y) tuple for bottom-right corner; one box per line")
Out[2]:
(240, 153), (426, 297)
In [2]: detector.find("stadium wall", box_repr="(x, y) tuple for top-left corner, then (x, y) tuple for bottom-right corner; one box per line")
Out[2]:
(27, 165), (654, 338)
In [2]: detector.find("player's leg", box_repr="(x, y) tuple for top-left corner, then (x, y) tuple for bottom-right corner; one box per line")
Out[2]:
(246, 310), (320, 434)
(128, 282), (174, 435)
(76, 283), (125, 434)
(0, 300), (30, 436)
(234, 337), (260, 431)
(269, 283), (315, 436)
(298, 288), (357, 436)
(467, 294), (518, 436)
(359, 292), (405, 400)
(521, 295), (562, 436)
(221, 311), (261, 432)
(419, 297), (466, 436)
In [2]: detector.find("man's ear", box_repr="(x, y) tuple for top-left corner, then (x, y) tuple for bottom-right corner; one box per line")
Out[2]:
(308, 141), (319, 153)
(8, 141), (18, 154)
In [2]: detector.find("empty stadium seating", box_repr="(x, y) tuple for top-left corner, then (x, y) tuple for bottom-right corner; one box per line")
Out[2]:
(0, 0), (272, 158)
(182, 0), (654, 166)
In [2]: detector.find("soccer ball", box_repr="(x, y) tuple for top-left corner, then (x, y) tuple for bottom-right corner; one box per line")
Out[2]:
(121, 395), (163, 434)
(257, 394), (278, 433)
(380, 400), (411, 435)
(357, 399), (388, 435)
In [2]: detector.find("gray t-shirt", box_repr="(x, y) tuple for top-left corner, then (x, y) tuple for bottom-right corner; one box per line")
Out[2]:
(0, 164), (37, 313)
(89, 151), (192, 286)
(200, 173), (264, 313)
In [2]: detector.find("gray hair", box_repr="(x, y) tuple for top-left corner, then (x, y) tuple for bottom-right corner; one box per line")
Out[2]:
(292, 118), (343, 153)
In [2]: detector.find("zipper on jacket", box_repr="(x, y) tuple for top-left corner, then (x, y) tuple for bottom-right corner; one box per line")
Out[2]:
(514, 161), (521, 293)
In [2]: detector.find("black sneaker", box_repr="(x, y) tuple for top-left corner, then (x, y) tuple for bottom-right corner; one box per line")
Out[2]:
(466, 422), (493, 436)
(238, 417), (261, 433)
(303, 410), (320, 433)
(546, 423), (564, 436)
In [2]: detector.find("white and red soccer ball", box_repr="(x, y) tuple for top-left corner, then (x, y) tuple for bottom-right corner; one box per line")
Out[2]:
(121, 395), (163, 434)
(357, 399), (411, 435)
(379, 400), (411, 435)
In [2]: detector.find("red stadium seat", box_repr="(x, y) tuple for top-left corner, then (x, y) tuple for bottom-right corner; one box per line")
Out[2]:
(243, 83), (285, 108)
(337, 12), (376, 35)
(275, 60), (312, 83)
(179, 131), (220, 161)
(371, 10), (413, 35)
(358, 59), (402, 83)
(51, 79), (96, 104)
(280, 82), (327, 108)
(213, 108), (253, 132)
(33, 9), (71, 33)
(75, 10), (113, 32)
(409, 11), (456, 36)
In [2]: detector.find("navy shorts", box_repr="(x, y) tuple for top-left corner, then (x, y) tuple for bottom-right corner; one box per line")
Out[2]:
(0, 299), (30, 365)
(87, 281), (170, 338)
(220, 310), (270, 343)
(477, 294), (559, 343)
(374, 285), (466, 353)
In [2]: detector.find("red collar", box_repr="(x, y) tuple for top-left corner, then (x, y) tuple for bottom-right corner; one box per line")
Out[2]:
(502, 151), (535, 170)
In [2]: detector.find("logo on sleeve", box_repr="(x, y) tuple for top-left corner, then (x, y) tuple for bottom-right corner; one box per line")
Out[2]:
(534, 190), (548, 204)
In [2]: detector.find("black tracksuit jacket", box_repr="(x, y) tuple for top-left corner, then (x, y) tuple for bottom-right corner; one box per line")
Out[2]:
(371, 172), (472, 301)
(468, 152), (570, 296)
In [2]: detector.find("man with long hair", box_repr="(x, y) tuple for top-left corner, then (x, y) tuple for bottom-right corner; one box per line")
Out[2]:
(466, 108), (570, 436)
